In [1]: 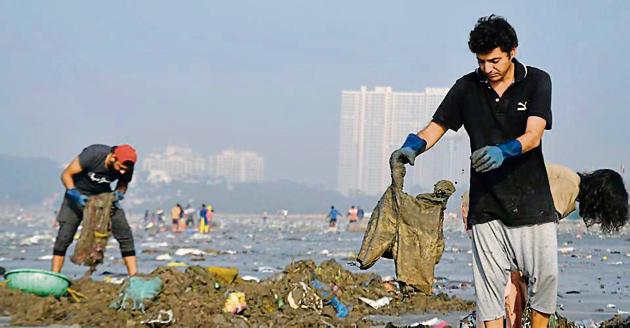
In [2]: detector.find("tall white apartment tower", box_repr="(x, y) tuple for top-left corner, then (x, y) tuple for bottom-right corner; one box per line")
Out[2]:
(338, 86), (469, 196)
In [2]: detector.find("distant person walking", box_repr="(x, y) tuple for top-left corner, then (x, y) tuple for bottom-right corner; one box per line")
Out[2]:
(347, 205), (358, 224)
(357, 206), (365, 221)
(199, 204), (209, 234)
(171, 204), (182, 233)
(184, 204), (196, 228)
(326, 206), (341, 228)
(51, 144), (138, 276)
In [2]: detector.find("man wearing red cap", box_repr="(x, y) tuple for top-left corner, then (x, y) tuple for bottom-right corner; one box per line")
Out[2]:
(52, 144), (138, 275)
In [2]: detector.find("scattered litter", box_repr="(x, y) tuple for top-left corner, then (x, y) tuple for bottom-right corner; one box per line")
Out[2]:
(558, 247), (574, 254)
(166, 262), (187, 267)
(19, 235), (54, 246)
(607, 303), (616, 309)
(358, 296), (391, 309)
(421, 317), (449, 328)
(140, 309), (174, 326)
(241, 275), (260, 283)
(140, 242), (168, 248)
(206, 266), (238, 284)
(174, 248), (205, 256)
(155, 254), (173, 261)
(310, 279), (349, 318)
(37, 255), (53, 261)
(110, 277), (162, 312)
(287, 282), (322, 311)
(257, 266), (276, 273)
(223, 292), (247, 314)
(602, 256), (608, 261)
(103, 276), (125, 285)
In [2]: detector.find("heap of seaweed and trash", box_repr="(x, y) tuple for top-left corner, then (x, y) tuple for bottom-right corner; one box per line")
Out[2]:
(0, 259), (473, 327)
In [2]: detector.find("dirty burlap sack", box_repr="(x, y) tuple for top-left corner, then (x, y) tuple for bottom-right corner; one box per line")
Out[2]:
(71, 192), (115, 267)
(357, 162), (455, 294)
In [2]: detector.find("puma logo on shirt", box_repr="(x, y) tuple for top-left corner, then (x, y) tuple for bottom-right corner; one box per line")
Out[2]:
(88, 172), (112, 184)
(517, 101), (528, 111)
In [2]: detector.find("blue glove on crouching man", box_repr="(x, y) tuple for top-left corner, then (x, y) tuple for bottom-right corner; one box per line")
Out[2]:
(471, 139), (522, 173)
(390, 133), (428, 166)
(66, 188), (88, 208)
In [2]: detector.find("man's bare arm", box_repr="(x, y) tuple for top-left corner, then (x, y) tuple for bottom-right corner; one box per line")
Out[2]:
(417, 121), (448, 151)
(60, 157), (82, 189)
(516, 116), (547, 153)
(115, 180), (129, 194)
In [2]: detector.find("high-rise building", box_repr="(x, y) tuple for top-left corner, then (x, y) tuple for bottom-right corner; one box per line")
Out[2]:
(338, 86), (469, 196)
(142, 145), (207, 178)
(214, 150), (264, 184)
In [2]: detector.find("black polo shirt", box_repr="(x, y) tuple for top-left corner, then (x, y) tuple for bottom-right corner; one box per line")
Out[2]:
(432, 58), (557, 227)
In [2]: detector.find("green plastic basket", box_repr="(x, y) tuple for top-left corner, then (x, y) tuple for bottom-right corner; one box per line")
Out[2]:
(5, 269), (72, 297)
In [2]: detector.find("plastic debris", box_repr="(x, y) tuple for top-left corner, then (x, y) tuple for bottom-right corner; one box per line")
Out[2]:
(37, 255), (53, 261)
(287, 282), (322, 311)
(310, 279), (349, 318)
(241, 275), (260, 283)
(223, 292), (247, 314)
(140, 309), (174, 326)
(358, 296), (392, 309)
(110, 277), (162, 312)
(257, 266), (276, 273)
(19, 235), (54, 246)
(206, 266), (239, 284)
(155, 254), (173, 261)
(558, 247), (574, 254)
(421, 317), (449, 328)
(174, 248), (205, 256)
(103, 276), (125, 285)
(140, 242), (168, 248)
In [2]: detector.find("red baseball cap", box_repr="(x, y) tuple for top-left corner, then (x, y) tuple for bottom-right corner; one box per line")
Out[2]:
(114, 144), (137, 164)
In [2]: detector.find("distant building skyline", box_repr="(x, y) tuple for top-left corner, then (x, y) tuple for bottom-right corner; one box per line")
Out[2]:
(214, 150), (265, 184)
(141, 146), (265, 184)
(337, 86), (469, 196)
(142, 145), (208, 178)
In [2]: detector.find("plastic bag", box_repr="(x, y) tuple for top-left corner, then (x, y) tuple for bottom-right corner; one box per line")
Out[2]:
(110, 276), (162, 312)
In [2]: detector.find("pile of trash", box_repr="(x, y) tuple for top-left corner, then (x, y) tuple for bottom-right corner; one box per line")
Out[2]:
(0, 259), (474, 327)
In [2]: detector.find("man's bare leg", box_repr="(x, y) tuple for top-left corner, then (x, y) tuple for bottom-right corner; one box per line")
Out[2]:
(531, 310), (550, 328)
(51, 255), (65, 272)
(484, 318), (504, 328)
(123, 256), (137, 276)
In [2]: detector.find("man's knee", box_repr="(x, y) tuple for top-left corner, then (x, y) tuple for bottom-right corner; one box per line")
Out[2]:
(111, 208), (136, 256)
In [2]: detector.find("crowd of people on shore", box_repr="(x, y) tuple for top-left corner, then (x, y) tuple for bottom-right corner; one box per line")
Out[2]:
(326, 205), (366, 228)
(143, 203), (214, 234)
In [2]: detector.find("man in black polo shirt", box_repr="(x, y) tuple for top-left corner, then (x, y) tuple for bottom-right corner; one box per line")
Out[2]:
(390, 15), (556, 328)
(52, 144), (138, 276)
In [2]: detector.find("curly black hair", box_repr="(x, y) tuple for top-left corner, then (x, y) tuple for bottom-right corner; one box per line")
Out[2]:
(468, 15), (518, 55)
(577, 169), (629, 232)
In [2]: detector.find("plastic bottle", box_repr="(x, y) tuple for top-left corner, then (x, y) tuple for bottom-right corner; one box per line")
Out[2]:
(310, 279), (349, 318)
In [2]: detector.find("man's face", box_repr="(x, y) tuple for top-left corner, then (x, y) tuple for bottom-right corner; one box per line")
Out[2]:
(476, 47), (516, 82)
(109, 155), (131, 175)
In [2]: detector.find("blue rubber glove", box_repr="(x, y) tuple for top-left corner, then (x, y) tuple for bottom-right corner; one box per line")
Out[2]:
(113, 190), (125, 209)
(389, 133), (427, 166)
(66, 188), (88, 208)
(471, 139), (522, 173)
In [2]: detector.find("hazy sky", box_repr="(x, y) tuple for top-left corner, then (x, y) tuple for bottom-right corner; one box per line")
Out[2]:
(1, 1), (629, 186)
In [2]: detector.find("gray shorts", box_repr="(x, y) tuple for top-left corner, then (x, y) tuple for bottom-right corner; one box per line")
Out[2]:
(53, 196), (136, 257)
(472, 220), (558, 321)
